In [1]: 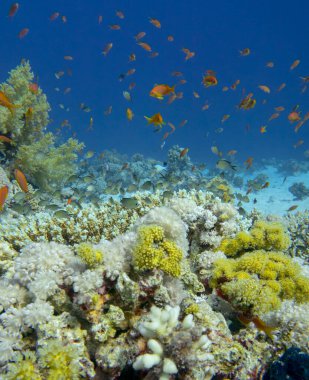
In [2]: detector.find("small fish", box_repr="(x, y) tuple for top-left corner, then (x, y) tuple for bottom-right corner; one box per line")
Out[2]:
(0, 135), (13, 144)
(171, 71), (183, 77)
(121, 197), (139, 209)
(18, 28), (29, 39)
(9, 3), (19, 17)
(294, 120), (304, 133)
(258, 85), (271, 93)
(239, 94), (256, 110)
(50, 12), (60, 21)
(116, 10), (125, 19)
(216, 159), (236, 171)
(109, 24), (121, 30)
(29, 82), (39, 94)
(179, 119), (188, 128)
(211, 146), (222, 157)
(290, 59), (300, 70)
(61, 15), (67, 23)
(123, 91), (131, 101)
(227, 150), (237, 156)
(150, 84), (175, 100)
(222, 86), (229, 92)
(260, 126), (267, 133)
(167, 35), (174, 42)
(221, 114), (230, 123)
(245, 157), (253, 169)
(167, 122), (176, 134)
(261, 181), (270, 189)
(0, 91), (20, 114)
(88, 117), (94, 130)
(126, 68), (136, 76)
(149, 18), (161, 28)
(266, 61), (274, 68)
(126, 108), (134, 120)
(202, 102), (210, 111)
(293, 139), (304, 148)
(98, 15), (103, 24)
(0, 186), (9, 211)
(129, 53), (136, 62)
(288, 111), (301, 122)
(239, 48), (250, 56)
(135, 31), (146, 40)
(14, 169), (28, 193)
(182, 48), (195, 60)
(179, 148), (189, 158)
(287, 205), (298, 212)
(85, 150), (94, 159)
(269, 113), (280, 121)
(238, 315), (275, 339)
(202, 75), (218, 87)
(64, 55), (73, 61)
(80, 103), (91, 112)
(54, 210), (70, 219)
(138, 42), (152, 51)
(104, 106), (112, 115)
(141, 180), (153, 191)
(144, 113), (165, 128)
(193, 91), (200, 98)
(275, 106), (285, 112)
(129, 82), (136, 90)
(55, 70), (65, 79)
(277, 83), (286, 92)
(149, 52), (159, 58)
(102, 43), (113, 56)
(215, 128), (224, 134)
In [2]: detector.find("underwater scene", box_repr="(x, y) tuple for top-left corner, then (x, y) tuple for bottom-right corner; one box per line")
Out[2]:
(0, 0), (309, 379)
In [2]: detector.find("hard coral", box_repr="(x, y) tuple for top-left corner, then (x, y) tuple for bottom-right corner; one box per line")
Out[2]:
(133, 225), (183, 277)
(210, 250), (309, 315)
(218, 220), (290, 257)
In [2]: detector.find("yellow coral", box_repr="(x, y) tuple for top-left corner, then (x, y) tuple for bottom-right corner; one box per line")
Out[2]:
(133, 225), (183, 277)
(217, 221), (290, 257)
(5, 352), (41, 380)
(76, 242), (103, 268)
(185, 303), (200, 315)
(211, 250), (309, 316)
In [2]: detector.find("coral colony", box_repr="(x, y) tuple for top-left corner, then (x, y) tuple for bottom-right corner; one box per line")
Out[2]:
(0, 63), (309, 379)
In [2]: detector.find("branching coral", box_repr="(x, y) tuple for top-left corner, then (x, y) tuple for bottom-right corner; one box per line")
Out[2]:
(210, 250), (309, 315)
(133, 225), (183, 277)
(218, 220), (290, 257)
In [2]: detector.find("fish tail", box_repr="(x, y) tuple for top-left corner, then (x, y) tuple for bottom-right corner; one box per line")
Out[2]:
(171, 85), (176, 93)
(144, 116), (151, 123)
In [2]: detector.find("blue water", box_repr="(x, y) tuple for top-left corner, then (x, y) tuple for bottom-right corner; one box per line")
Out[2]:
(1, 0), (308, 164)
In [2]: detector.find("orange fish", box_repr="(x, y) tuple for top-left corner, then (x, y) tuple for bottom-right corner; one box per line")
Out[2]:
(258, 85), (271, 93)
(245, 157), (253, 169)
(290, 59), (300, 70)
(261, 181), (270, 189)
(144, 113), (165, 127)
(182, 48), (195, 60)
(29, 82), (39, 94)
(221, 114), (230, 123)
(277, 83), (286, 92)
(239, 95), (256, 110)
(227, 150), (237, 156)
(67, 197), (73, 205)
(162, 132), (169, 140)
(128, 82), (136, 90)
(8, 3), (19, 17)
(222, 86), (229, 92)
(171, 71), (183, 77)
(202, 75), (218, 87)
(126, 108), (134, 121)
(167, 122), (176, 134)
(167, 93), (177, 104)
(109, 24), (121, 30)
(149, 18), (161, 28)
(0, 135), (13, 144)
(266, 61), (274, 68)
(98, 15), (103, 24)
(260, 126), (267, 133)
(64, 55), (73, 60)
(179, 119), (188, 128)
(129, 53), (136, 62)
(275, 106), (285, 112)
(293, 139), (304, 148)
(150, 84), (175, 100)
(138, 42), (152, 52)
(180, 148), (189, 157)
(116, 10), (125, 19)
(135, 31), (146, 40)
(0, 186), (9, 211)
(288, 111), (301, 122)
(0, 91), (20, 114)
(240, 48), (250, 56)
(150, 52), (159, 58)
(102, 43), (113, 56)
(50, 12), (60, 21)
(167, 35), (174, 42)
(18, 28), (29, 38)
(269, 113), (280, 121)
(126, 68), (136, 76)
(238, 315), (275, 339)
(14, 169), (28, 193)
(294, 120), (304, 133)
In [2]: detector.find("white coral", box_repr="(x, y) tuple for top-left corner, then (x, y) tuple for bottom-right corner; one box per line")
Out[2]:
(22, 300), (54, 328)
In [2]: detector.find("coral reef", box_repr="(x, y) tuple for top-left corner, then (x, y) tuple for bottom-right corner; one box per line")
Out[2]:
(284, 210), (309, 261)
